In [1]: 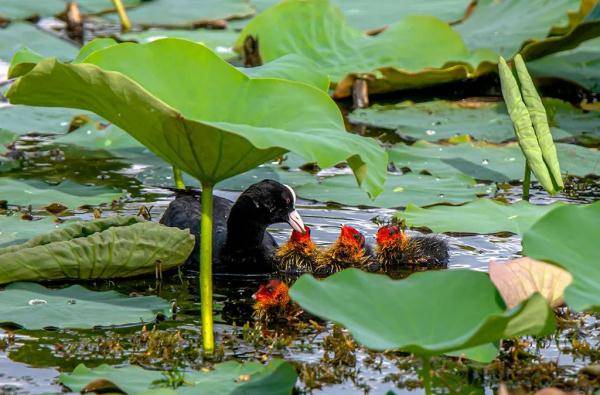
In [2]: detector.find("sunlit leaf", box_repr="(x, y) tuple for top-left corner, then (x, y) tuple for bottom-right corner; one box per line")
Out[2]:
(0, 282), (170, 329)
(489, 257), (572, 309)
(523, 201), (600, 312)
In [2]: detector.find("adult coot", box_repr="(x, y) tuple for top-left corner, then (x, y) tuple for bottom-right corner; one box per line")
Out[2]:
(160, 180), (304, 274)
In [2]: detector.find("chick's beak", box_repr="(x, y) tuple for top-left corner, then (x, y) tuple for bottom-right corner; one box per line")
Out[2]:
(287, 210), (305, 233)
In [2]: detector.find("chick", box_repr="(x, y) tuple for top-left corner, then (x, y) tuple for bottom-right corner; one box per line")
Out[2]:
(314, 225), (371, 275)
(274, 225), (319, 274)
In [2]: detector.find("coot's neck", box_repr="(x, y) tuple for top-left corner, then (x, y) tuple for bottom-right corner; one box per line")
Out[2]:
(225, 196), (268, 250)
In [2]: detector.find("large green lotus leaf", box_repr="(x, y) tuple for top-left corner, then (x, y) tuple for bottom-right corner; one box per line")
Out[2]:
(249, 0), (472, 30)
(0, 216), (64, 248)
(0, 105), (95, 136)
(0, 216), (194, 284)
(7, 38), (386, 197)
(0, 23), (77, 63)
(290, 269), (556, 355)
(0, 0), (64, 20)
(528, 37), (600, 93)
(294, 173), (492, 209)
(60, 359), (297, 395)
(104, 0), (254, 27)
(398, 199), (567, 235)
(77, 0), (141, 14)
(236, 0), (497, 98)
(349, 99), (598, 143)
(0, 282), (170, 329)
(523, 201), (600, 312)
(119, 28), (239, 60)
(388, 141), (600, 182)
(0, 178), (124, 209)
(455, 0), (579, 58)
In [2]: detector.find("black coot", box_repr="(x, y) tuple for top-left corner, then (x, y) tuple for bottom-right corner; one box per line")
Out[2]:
(160, 180), (305, 274)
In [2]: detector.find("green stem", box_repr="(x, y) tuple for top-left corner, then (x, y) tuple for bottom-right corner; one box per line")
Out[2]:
(523, 161), (531, 201)
(173, 167), (185, 190)
(200, 182), (214, 355)
(421, 356), (432, 395)
(111, 0), (132, 32)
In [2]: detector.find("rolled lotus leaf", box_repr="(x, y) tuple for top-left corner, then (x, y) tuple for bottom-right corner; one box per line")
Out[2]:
(514, 54), (563, 190)
(0, 216), (194, 284)
(498, 57), (556, 194)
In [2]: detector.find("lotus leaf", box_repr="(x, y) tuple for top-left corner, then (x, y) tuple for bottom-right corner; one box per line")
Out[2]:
(388, 141), (600, 182)
(0, 178), (124, 209)
(0, 0), (64, 20)
(60, 359), (297, 395)
(349, 99), (599, 143)
(455, 0), (580, 57)
(528, 37), (600, 93)
(77, 0), (141, 14)
(295, 173), (492, 209)
(0, 216), (64, 248)
(398, 199), (567, 235)
(0, 282), (170, 329)
(104, 0), (254, 27)
(489, 257), (572, 309)
(6, 38), (386, 196)
(289, 269), (556, 356)
(523, 201), (600, 312)
(236, 0), (497, 98)
(119, 28), (239, 60)
(0, 216), (194, 284)
(0, 23), (77, 63)
(249, 0), (472, 30)
(0, 105), (94, 136)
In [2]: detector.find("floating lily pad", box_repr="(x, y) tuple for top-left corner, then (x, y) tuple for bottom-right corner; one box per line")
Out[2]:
(528, 37), (600, 93)
(295, 173), (492, 208)
(250, 0), (472, 30)
(7, 38), (386, 198)
(489, 257), (572, 309)
(398, 199), (566, 235)
(388, 141), (600, 182)
(0, 0), (64, 20)
(523, 202), (600, 312)
(0, 105), (95, 136)
(0, 216), (64, 248)
(0, 23), (78, 63)
(0, 178), (124, 209)
(349, 99), (598, 143)
(60, 359), (297, 395)
(0, 282), (170, 329)
(0, 216), (194, 284)
(455, 0), (579, 57)
(119, 28), (239, 60)
(236, 0), (497, 98)
(105, 0), (254, 27)
(290, 269), (556, 356)
(77, 0), (141, 14)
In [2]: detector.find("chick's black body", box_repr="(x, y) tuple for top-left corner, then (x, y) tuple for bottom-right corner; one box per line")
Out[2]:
(160, 180), (298, 274)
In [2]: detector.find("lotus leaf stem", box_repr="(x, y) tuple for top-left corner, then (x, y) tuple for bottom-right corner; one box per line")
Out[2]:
(172, 167), (185, 190)
(421, 356), (432, 395)
(200, 182), (215, 355)
(523, 161), (531, 201)
(111, 0), (132, 33)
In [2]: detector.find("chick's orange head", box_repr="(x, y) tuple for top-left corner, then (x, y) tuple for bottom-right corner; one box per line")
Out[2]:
(339, 225), (365, 248)
(252, 279), (290, 309)
(376, 225), (401, 246)
(290, 225), (312, 243)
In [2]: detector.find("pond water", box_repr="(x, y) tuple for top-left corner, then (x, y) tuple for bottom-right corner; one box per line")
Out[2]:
(1, 16), (599, 395)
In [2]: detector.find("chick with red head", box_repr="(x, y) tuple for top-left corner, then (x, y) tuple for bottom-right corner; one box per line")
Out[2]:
(275, 225), (319, 274)
(314, 225), (371, 275)
(375, 225), (449, 271)
(252, 279), (299, 322)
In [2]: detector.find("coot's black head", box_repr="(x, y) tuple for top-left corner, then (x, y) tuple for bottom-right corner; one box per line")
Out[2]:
(234, 179), (304, 232)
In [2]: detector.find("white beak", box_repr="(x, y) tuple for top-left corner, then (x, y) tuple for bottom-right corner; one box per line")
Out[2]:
(287, 210), (305, 233)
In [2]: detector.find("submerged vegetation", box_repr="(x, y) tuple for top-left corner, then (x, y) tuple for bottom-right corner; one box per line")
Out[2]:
(0, 0), (599, 393)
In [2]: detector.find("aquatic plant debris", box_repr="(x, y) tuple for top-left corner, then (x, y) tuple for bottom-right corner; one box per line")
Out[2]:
(0, 216), (194, 284)
(0, 282), (170, 329)
(60, 359), (297, 395)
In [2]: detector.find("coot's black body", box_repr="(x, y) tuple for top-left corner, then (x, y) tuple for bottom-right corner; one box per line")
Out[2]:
(160, 180), (303, 274)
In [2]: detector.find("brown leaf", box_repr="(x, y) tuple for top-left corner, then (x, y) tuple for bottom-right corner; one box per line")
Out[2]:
(489, 257), (572, 309)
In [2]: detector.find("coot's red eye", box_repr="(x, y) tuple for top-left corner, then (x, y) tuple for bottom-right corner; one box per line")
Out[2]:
(285, 197), (291, 205)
